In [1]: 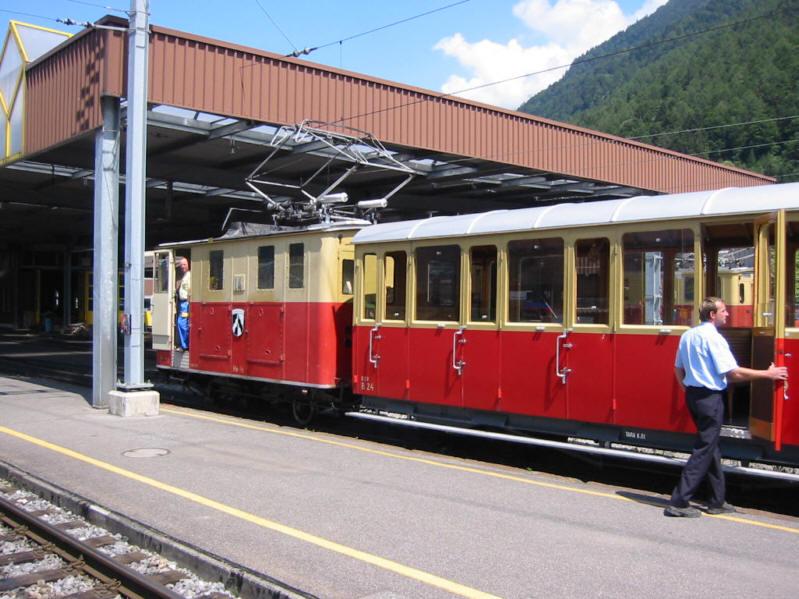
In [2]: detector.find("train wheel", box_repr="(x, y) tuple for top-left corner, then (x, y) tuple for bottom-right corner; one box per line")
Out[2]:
(292, 395), (316, 426)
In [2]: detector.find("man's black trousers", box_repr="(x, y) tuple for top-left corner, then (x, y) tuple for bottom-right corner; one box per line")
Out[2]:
(670, 386), (726, 508)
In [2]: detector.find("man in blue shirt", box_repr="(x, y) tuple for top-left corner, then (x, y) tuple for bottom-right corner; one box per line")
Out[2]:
(666, 297), (788, 517)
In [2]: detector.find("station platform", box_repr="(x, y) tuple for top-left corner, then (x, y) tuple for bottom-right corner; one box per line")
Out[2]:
(0, 374), (797, 598)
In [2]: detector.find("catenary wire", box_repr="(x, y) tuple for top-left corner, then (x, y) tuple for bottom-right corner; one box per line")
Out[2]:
(253, 0), (298, 54)
(0, 9), (61, 22)
(287, 0), (470, 57)
(330, 3), (787, 126)
(65, 0), (127, 14)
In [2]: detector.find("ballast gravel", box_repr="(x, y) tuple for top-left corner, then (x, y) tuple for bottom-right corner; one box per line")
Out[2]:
(0, 478), (235, 598)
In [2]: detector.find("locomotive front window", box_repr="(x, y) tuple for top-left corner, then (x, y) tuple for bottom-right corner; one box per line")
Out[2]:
(209, 250), (224, 291)
(415, 245), (460, 322)
(622, 229), (694, 326)
(289, 243), (304, 289)
(342, 259), (354, 295)
(156, 255), (169, 293)
(257, 245), (275, 289)
(470, 245), (497, 322)
(385, 251), (406, 320)
(362, 253), (377, 320)
(575, 238), (609, 325)
(508, 238), (563, 323)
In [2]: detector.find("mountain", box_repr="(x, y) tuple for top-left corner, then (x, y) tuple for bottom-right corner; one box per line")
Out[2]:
(518, 0), (799, 179)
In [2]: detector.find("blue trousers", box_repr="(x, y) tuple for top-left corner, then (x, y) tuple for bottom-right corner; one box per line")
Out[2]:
(670, 386), (726, 507)
(177, 299), (190, 350)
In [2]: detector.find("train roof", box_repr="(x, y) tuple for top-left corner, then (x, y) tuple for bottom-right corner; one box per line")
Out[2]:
(157, 218), (370, 248)
(352, 182), (799, 245)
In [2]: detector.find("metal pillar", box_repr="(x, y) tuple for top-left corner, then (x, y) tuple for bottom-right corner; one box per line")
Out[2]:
(121, 0), (150, 390)
(62, 249), (72, 328)
(92, 96), (120, 408)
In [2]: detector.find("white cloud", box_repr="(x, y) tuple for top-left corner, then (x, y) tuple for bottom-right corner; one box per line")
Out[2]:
(435, 0), (668, 109)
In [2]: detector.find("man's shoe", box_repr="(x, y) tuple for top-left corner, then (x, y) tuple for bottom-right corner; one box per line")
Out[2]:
(706, 502), (736, 515)
(664, 505), (701, 518)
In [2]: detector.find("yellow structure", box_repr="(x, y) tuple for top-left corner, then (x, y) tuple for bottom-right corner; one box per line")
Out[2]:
(0, 21), (70, 164)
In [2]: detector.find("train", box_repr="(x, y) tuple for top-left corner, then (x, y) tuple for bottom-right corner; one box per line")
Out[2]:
(151, 182), (799, 466)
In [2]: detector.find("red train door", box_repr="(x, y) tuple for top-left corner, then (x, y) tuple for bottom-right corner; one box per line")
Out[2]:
(353, 249), (410, 401)
(565, 237), (615, 425)
(461, 245), (500, 413)
(781, 215), (799, 450)
(498, 238), (567, 420)
(407, 244), (464, 408)
(750, 213), (786, 446)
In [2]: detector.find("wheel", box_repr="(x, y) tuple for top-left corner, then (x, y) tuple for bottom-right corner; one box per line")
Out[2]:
(292, 395), (317, 426)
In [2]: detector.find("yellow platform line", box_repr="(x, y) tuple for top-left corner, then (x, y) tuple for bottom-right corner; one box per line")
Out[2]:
(162, 407), (799, 536)
(0, 425), (498, 599)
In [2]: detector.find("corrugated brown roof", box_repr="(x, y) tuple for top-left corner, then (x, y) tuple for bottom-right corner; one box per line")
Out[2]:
(23, 16), (773, 193)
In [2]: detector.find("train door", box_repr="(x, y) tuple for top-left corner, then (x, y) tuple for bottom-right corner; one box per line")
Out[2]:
(781, 215), (799, 450)
(499, 237), (567, 420)
(564, 236), (615, 424)
(151, 249), (174, 351)
(749, 213), (786, 443)
(354, 251), (382, 397)
(460, 244), (500, 413)
(407, 243), (464, 407)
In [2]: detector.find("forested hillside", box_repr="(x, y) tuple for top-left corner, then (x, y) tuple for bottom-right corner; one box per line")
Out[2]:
(518, 0), (799, 179)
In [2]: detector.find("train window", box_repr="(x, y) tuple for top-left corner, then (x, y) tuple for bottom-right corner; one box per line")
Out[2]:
(622, 229), (693, 326)
(289, 243), (304, 289)
(415, 245), (460, 321)
(786, 222), (799, 328)
(362, 253), (377, 320)
(384, 251), (406, 320)
(508, 238), (563, 323)
(209, 250), (224, 290)
(156, 256), (169, 293)
(703, 223), (754, 328)
(257, 246), (275, 289)
(341, 259), (354, 295)
(575, 238), (609, 325)
(470, 245), (497, 322)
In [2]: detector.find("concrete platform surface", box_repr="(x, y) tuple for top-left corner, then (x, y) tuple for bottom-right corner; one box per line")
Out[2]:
(0, 375), (797, 599)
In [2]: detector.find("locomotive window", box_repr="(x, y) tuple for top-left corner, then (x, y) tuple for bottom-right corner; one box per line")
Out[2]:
(470, 245), (497, 322)
(209, 250), (224, 290)
(341, 259), (354, 295)
(156, 256), (169, 293)
(415, 245), (460, 321)
(361, 253), (377, 320)
(508, 238), (563, 323)
(289, 243), (304, 289)
(575, 238), (609, 325)
(622, 229), (693, 326)
(257, 245), (275, 289)
(385, 251), (406, 320)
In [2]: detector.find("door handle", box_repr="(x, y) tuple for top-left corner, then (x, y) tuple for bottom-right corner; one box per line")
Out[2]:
(452, 326), (466, 375)
(368, 324), (381, 367)
(555, 330), (572, 384)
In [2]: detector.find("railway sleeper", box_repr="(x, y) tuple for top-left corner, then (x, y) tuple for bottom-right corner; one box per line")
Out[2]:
(0, 565), (79, 592)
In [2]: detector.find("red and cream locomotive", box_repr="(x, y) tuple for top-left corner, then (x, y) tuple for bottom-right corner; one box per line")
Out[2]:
(153, 182), (799, 466)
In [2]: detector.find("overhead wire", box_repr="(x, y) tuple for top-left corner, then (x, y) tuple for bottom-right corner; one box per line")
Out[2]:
(65, 0), (127, 14)
(0, 9), (61, 23)
(287, 0), (471, 58)
(253, 0), (299, 55)
(332, 3), (784, 127)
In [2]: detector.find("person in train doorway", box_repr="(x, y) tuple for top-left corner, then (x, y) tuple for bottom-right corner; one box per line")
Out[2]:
(665, 297), (788, 517)
(176, 256), (191, 351)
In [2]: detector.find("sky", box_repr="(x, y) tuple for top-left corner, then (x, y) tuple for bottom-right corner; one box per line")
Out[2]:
(1, 0), (668, 109)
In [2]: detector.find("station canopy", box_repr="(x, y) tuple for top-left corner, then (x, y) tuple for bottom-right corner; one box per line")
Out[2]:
(0, 17), (774, 250)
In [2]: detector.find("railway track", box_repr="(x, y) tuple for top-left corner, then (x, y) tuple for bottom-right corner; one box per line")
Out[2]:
(0, 482), (231, 599)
